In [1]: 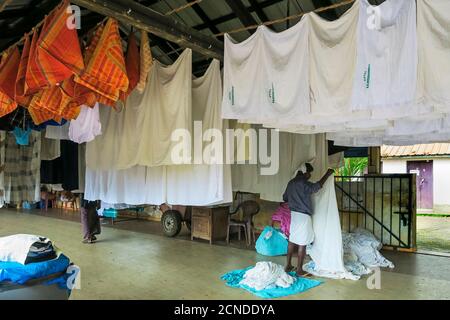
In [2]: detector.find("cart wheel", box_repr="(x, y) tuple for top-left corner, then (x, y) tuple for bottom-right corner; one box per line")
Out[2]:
(161, 210), (182, 237)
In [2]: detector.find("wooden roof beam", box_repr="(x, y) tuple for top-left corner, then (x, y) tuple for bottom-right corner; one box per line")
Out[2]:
(71, 0), (223, 60)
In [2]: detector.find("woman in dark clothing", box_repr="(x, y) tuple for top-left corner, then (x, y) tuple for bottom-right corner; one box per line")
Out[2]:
(81, 200), (101, 244)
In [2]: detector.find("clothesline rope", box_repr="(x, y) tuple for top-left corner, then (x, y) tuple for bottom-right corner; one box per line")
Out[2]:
(164, 0), (203, 16)
(214, 0), (356, 37)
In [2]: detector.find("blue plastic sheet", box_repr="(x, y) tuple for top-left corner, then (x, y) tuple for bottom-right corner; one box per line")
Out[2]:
(221, 267), (323, 299)
(0, 254), (70, 286)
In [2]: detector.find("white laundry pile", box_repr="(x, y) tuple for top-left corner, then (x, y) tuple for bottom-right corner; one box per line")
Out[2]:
(239, 262), (295, 291)
(342, 228), (394, 276)
(0, 234), (47, 265)
(86, 49), (192, 169)
(85, 57), (232, 206)
(69, 103), (102, 144)
(221, 0), (450, 147)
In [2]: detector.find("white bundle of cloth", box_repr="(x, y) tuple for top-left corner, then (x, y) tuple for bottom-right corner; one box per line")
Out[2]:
(222, 17), (310, 124)
(239, 261), (295, 291)
(0, 234), (47, 265)
(86, 49), (192, 169)
(69, 103), (102, 144)
(342, 228), (394, 276)
(85, 57), (232, 206)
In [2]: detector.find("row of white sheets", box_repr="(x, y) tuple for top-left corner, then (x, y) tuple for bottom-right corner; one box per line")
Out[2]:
(222, 0), (450, 146)
(84, 57), (233, 206)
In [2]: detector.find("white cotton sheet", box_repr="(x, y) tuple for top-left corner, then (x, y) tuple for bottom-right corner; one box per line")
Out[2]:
(417, 0), (450, 110)
(166, 60), (232, 205)
(69, 104), (102, 144)
(86, 49), (192, 170)
(304, 175), (359, 280)
(222, 17), (310, 123)
(85, 59), (233, 206)
(352, 0), (419, 119)
(0, 234), (45, 265)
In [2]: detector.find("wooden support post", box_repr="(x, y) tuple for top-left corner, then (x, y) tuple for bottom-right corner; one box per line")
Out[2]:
(71, 0), (224, 60)
(368, 146), (381, 174)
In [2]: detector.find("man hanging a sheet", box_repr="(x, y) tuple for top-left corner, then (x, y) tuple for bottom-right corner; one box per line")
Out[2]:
(283, 163), (334, 276)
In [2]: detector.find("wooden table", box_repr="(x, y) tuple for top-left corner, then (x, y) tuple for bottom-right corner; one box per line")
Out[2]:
(191, 205), (229, 244)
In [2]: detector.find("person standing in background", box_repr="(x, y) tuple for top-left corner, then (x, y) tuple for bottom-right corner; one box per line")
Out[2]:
(81, 199), (101, 244)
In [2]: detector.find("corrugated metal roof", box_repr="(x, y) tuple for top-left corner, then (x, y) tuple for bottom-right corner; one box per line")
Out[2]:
(381, 144), (450, 158)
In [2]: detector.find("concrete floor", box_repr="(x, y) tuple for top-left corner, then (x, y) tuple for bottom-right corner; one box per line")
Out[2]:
(1, 208), (449, 300)
(417, 216), (450, 253)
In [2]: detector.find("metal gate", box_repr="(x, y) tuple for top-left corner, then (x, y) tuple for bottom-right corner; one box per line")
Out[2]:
(335, 174), (416, 249)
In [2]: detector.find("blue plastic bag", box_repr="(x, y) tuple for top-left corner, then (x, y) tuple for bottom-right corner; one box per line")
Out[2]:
(255, 226), (288, 256)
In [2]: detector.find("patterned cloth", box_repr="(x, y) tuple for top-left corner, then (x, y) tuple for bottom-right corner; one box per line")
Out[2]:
(25, 25), (51, 94)
(136, 31), (152, 93)
(0, 47), (19, 118)
(3, 131), (41, 204)
(120, 32), (140, 101)
(15, 34), (32, 107)
(37, 0), (84, 85)
(75, 18), (129, 107)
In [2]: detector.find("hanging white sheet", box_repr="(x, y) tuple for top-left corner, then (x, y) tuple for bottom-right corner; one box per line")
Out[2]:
(86, 49), (192, 169)
(352, 0), (420, 119)
(166, 60), (232, 205)
(304, 175), (359, 280)
(417, 0), (450, 111)
(222, 17), (310, 124)
(69, 104), (102, 144)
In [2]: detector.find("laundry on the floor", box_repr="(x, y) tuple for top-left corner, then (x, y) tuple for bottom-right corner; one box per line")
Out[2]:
(0, 234), (51, 265)
(221, 262), (322, 299)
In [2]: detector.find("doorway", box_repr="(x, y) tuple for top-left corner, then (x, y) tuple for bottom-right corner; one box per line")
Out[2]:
(407, 160), (433, 212)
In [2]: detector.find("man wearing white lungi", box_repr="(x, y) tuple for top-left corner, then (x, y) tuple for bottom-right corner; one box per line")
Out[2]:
(283, 163), (334, 276)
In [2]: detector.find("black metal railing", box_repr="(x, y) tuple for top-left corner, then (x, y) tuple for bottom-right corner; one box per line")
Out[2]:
(334, 174), (415, 249)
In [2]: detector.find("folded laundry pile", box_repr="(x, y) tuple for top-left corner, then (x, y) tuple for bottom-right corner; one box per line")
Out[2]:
(221, 261), (322, 299)
(25, 238), (57, 264)
(0, 234), (71, 289)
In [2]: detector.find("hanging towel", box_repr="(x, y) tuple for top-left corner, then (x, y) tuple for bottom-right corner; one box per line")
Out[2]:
(13, 127), (31, 146)
(0, 47), (19, 118)
(86, 49), (192, 169)
(41, 132), (61, 160)
(120, 32), (140, 100)
(45, 121), (70, 140)
(74, 18), (129, 107)
(136, 31), (152, 93)
(351, 0), (420, 120)
(3, 131), (41, 203)
(36, 0), (84, 85)
(15, 34), (32, 107)
(69, 103), (102, 144)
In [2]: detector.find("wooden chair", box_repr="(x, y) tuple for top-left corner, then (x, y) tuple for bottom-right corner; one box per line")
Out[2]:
(60, 191), (78, 211)
(226, 200), (260, 246)
(40, 190), (57, 211)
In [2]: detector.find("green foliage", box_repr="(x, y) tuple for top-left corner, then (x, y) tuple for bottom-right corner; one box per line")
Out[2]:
(335, 157), (368, 177)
